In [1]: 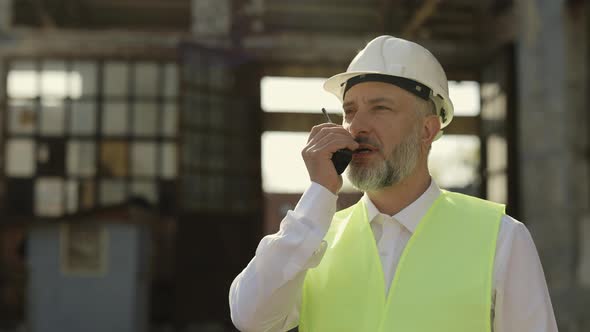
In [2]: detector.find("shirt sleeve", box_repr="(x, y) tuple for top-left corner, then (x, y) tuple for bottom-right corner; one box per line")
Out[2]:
(493, 215), (558, 332)
(229, 182), (337, 332)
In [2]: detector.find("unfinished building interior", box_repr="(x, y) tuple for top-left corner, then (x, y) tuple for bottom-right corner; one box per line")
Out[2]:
(0, 0), (588, 331)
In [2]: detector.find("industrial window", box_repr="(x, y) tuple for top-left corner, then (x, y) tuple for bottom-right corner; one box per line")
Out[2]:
(179, 48), (261, 213)
(3, 59), (179, 218)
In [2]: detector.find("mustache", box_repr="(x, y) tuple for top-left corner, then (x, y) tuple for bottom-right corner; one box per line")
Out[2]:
(354, 136), (380, 148)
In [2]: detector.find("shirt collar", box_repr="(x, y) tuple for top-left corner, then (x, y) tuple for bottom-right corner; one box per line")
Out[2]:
(361, 179), (442, 233)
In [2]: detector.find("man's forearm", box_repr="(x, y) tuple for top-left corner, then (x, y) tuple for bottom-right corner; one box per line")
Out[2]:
(229, 183), (337, 331)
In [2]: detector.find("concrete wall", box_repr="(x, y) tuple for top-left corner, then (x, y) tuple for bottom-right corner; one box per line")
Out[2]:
(27, 223), (149, 332)
(516, 0), (590, 330)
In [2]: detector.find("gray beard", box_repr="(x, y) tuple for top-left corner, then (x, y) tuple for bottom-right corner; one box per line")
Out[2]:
(346, 125), (421, 192)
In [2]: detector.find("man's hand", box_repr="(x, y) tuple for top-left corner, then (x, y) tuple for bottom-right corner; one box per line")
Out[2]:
(302, 123), (359, 194)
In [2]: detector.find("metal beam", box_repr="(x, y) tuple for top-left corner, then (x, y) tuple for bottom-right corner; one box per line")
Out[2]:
(83, 0), (190, 10)
(242, 32), (484, 73)
(264, 3), (379, 18)
(264, 112), (479, 136)
(1, 28), (185, 57)
(261, 61), (347, 79)
(401, 0), (439, 38)
(263, 112), (342, 132)
(31, 0), (56, 29)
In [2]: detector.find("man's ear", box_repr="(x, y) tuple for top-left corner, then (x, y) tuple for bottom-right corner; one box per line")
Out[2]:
(422, 115), (442, 145)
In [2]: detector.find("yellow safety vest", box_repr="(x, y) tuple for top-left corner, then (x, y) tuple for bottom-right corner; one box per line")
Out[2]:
(299, 191), (504, 332)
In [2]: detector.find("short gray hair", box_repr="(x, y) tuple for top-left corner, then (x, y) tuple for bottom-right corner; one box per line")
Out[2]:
(415, 97), (437, 118)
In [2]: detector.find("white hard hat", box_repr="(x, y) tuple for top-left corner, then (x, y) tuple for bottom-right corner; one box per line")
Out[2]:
(324, 35), (454, 131)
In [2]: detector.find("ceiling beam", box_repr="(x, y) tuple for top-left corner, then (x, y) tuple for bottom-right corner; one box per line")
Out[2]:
(242, 32), (484, 71)
(83, 0), (189, 10)
(1, 28), (184, 58)
(31, 0), (56, 29)
(264, 3), (378, 17)
(264, 112), (342, 132)
(401, 0), (439, 38)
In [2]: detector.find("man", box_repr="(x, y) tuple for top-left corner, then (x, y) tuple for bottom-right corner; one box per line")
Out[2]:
(230, 36), (558, 332)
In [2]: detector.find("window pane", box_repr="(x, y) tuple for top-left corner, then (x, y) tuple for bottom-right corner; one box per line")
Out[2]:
(429, 135), (480, 192)
(164, 64), (178, 98)
(40, 101), (65, 136)
(65, 179), (96, 213)
(210, 61), (230, 89)
(6, 139), (35, 177)
(182, 174), (206, 210)
(488, 173), (507, 204)
(183, 53), (201, 86)
(449, 81), (480, 116)
(40, 61), (68, 99)
(133, 102), (158, 136)
(131, 143), (157, 177)
(481, 82), (507, 120)
(5, 178), (33, 216)
(208, 133), (224, 169)
(67, 141), (96, 176)
(183, 132), (204, 167)
(80, 180), (96, 210)
(72, 61), (97, 97)
(70, 101), (96, 135)
(100, 141), (128, 177)
(161, 143), (177, 179)
(183, 93), (202, 128)
(35, 177), (64, 217)
(66, 179), (79, 213)
(487, 135), (507, 173)
(8, 61), (38, 98)
(103, 102), (129, 136)
(104, 62), (129, 97)
(260, 77), (341, 113)
(99, 180), (126, 205)
(8, 100), (36, 134)
(209, 96), (225, 129)
(162, 102), (177, 137)
(131, 180), (158, 204)
(134, 62), (159, 97)
(36, 139), (65, 176)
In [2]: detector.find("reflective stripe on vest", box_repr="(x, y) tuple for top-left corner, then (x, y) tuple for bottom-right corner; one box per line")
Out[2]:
(300, 191), (504, 332)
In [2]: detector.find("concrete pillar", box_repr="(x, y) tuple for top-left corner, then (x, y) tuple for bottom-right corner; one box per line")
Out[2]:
(517, 0), (589, 330)
(0, 0), (11, 31)
(0, 0), (11, 151)
(517, 0), (572, 286)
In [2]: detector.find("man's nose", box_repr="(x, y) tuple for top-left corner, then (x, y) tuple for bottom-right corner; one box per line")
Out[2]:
(344, 111), (371, 137)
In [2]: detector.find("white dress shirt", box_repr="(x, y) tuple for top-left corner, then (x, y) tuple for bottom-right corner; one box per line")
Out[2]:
(229, 181), (558, 332)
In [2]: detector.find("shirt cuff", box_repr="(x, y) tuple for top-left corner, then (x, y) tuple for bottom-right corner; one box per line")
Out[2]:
(293, 182), (338, 237)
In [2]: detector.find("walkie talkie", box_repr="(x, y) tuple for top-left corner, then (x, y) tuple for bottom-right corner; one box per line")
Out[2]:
(321, 108), (353, 175)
